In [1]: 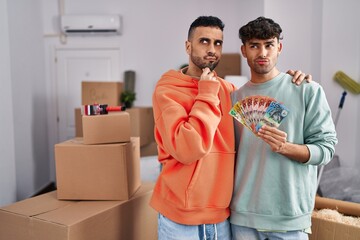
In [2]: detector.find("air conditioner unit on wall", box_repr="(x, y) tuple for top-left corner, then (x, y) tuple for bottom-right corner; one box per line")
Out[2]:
(60, 15), (122, 35)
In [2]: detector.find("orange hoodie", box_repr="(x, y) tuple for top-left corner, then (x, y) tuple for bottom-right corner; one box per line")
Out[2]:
(150, 69), (236, 225)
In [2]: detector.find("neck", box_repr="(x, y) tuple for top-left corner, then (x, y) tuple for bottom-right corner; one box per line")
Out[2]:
(182, 66), (201, 79)
(250, 69), (280, 84)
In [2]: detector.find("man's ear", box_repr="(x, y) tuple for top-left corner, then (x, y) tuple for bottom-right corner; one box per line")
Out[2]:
(278, 42), (283, 56)
(185, 40), (191, 55)
(240, 45), (247, 58)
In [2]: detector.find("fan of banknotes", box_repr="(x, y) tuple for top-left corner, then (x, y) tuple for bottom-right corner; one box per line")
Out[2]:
(229, 95), (290, 134)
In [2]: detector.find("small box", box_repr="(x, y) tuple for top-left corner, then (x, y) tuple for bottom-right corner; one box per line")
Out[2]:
(74, 108), (82, 137)
(310, 196), (360, 240)
(126, 107), (155, 147)
(82, 112), (130, 145)
(81, 81), (123, 106)
(0, 183), (158, 240)
(141, 141), (158, 157)
(215, 53), (241, 78)
(55, 137), (141, 200)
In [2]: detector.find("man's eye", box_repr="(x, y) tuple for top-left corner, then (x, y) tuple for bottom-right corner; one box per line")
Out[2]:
(215, 41), (222, 46)
(201, 39), (209, 44)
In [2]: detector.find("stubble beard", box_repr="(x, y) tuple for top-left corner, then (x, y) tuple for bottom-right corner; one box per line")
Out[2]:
(191, 55), (219, 71)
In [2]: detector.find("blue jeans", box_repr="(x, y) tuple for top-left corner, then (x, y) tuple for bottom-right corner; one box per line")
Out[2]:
(158, 214), (232, 240)
(231, 224), (309, 240)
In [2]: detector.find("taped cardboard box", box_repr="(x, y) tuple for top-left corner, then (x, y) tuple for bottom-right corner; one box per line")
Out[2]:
(55, 137), (141, 200)
(126, 107), (155, 147)
(310, 196), (360, 240)
(0, 183), (157, 240)
(82, 112), (130, 145)
(81, 81), (123, 106)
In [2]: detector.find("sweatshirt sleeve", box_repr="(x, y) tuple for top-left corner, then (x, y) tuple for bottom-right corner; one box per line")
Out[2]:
(153, 80), (221, 165)
(303, 85), (338, 166)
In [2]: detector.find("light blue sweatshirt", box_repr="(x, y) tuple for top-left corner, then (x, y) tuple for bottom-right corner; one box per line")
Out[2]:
(230, 72), (338, 231)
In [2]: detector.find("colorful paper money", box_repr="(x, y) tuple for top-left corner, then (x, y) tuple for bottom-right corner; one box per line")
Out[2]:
(229, 95), (289, 134)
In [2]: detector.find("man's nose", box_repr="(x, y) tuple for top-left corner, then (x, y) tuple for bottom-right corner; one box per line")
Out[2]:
(207, 44), (216, 55)
(259, 47), (267, 58)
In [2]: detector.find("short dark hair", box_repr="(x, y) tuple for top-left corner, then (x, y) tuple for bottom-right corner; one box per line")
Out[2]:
(239, 16), (283, 44)
(188, 16), (225, 40)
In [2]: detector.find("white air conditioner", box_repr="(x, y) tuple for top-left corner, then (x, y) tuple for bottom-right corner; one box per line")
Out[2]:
(60, 15), (122, 35)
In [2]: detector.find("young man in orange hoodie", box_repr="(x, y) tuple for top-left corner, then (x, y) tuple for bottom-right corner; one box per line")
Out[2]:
(150, 16), (311, 240)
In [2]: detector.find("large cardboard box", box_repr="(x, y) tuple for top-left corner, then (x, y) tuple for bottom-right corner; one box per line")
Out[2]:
(126, 107), (155, 147)
(82, 112), (130, 145)
(0, 183), (157, 240)
(81, 81), (123, 106)
(55, 137), (141, 200)
(215, 53), (241, 78)
(310, 196), (360, 240)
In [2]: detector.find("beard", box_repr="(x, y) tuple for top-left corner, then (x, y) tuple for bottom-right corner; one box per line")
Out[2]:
(253, 65), (271, 74)
(191, 55), (219, 71)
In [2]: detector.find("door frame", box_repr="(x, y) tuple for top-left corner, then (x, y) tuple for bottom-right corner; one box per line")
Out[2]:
(45, 37), (122, 181)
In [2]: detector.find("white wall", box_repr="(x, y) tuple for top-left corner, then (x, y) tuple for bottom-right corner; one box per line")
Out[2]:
(7, 0), (49, 201)
(321, 0), (360, 167)
(0, 0), (16, 206)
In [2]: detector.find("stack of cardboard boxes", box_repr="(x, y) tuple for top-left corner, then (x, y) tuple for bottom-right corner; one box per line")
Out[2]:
(0, 81), (158, 240)
(75, 81), (158, 157)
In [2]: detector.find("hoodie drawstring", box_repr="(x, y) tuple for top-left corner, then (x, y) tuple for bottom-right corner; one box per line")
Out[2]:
(202, 224), (218, 240)
(203, 224), (206, 240)
(214, 224), (218, 240)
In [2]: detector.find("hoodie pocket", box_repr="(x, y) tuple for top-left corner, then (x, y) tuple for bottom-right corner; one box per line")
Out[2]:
(185, 152), (235, 209)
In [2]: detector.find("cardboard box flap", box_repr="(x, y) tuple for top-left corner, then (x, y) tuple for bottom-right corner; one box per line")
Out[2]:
(55, 137), (129, 148)
(1, 191), (72, 217)
(35, 182), (154, 226)
(34, 201), (122, 226)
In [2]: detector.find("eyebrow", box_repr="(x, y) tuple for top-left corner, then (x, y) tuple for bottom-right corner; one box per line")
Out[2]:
(248, 39), (276, 45)
(199, 37), (223, 44)
(199, 37), (210, 42)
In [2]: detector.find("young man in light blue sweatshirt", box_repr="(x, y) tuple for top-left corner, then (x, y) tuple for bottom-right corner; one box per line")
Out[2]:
(230, 17), (338, 240)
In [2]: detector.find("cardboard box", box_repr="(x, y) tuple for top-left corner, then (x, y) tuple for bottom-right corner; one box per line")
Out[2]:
(215, 53), (241, 78)
(0, 183), (158, 240)
(141, 141), (158, 157)
(310, 196), (360, 240)
(74, 108), (82, 137)
(55, 137), (141, 200)
(126, 107), (155, 147)
(82, 112), (130, 145)
(81, 81), (123, 106)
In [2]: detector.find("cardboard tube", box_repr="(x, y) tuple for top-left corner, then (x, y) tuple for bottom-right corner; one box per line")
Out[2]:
(315, 196), (360, 217)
